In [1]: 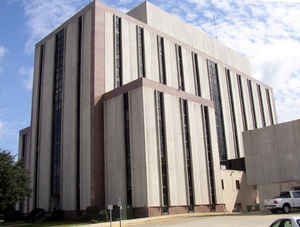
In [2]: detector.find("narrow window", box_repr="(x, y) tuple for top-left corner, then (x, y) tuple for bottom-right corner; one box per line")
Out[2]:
(157, 36), (166, 84)
(236, 180), (240, 190)
(202, 106), (216, 210)
(192, 52), (201, 96)
(51, 29), (65, 209)
(175, 44), (185, 91)
(257, 84), (266, 127)
(221, 180), (224, 190)
(22, 134), (26, 161)
(76, 16), (83, 211)
(226, 69), (240, 158)
(266, 89), (274, 125)
(136, 26), (145, 78)
(124, 93), (132, 206)
(237, 74), (248, 131)
(248, 80), (257, 129)
(34, 43), (45, 209)
(114, 15), (122, 87)
(179, 99), (194, 211)
(207, 60), (227, 161)
(154, 91), (169, 213)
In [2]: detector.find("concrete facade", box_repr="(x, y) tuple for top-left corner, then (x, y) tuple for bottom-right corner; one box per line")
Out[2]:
(18, 0), (277, 217)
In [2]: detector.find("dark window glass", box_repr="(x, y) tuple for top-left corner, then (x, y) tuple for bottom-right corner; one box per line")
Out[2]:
(237, 74), (248, 131)
(226, 69), (240, 158)
(154, 91), (169, 213)
(157, 36), (166, 84)
(221, 180), (224, 190)
(292, 192), (300, 198)
(137, 26), (145, 78)
(114, 15), (122, 87)
(266, 88), (274, 125)
(280, 192), (291, 198)
(202, 106), (216, 210)
(192, 52), (201, 96)
(34, 44), (44, 209)
(123, 93), (132, 206)
(257, 84), (266, 127)
(248, 80), (257, 129)
(207, 60), (227, 161)
(179, 99), (194, 211)
(236, 180), (240, 190)
(175, 44), (185, 91)
(51, 29), (65, 209)
(76, 16), (83, 211)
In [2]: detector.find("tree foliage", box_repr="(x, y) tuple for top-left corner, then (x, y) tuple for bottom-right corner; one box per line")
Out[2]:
(0, 149), (31, 213)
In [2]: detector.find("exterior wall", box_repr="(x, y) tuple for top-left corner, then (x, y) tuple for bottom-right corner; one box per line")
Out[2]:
(251, 81), (263, 128)
(143, 87), (160, 207)
(241, 77), (254, 130)
(221, 170), (258, 212)
(244, 119), (300, 185)
(187, 102), (210, 205)
(37, 37), (55, 210)
(164, 39), (178, 89)
(104, 95), (127, 206)
(164, 93), (187, 206)
(182, 48), (195, 95)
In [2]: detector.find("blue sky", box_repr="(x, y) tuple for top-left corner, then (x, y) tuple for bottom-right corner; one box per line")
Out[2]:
(0, 0), (299, 155)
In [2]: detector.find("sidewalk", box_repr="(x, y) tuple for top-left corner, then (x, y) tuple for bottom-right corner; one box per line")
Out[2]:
(79, 211), (238, 227)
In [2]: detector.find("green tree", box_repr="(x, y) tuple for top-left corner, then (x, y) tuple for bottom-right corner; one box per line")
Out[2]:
(0, 149), (31, 214)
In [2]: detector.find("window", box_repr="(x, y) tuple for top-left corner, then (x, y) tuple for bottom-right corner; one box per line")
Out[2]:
(51, 29), (65, 209)
(175, 44), (185, 91)
(76, 16), (83, 211)
(280, 192), (291, 198)
(236, 180), (240, 190)
(266, 88), (274, 125)
(114, 15), (122, 87)
(237, 74), (248, 130)
(154, 91), (169, 212)
(226, 69), (240, 158)
(34, 44), (44, 209)
(179, 99), (194, 211)
(137, 26), (145, 78)
(192, 52), (201, 96)
(207, 60), (227, 161)
(123, 93), (132, 205)
(221, 179), (224, 190)
(257, 84), (266, 127)
(202, 106), (216, 210)
(292, 192), (300, 198)
(157, 36), (166, 84)
(248, 80), (257, 129)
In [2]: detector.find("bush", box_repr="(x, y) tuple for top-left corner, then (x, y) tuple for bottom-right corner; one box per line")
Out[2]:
(47, 209), (64, 221)
(27, 208), (45, 222)
(85, 206), (100, 221)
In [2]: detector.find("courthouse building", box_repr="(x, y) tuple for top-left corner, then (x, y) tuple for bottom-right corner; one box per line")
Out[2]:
(18, 0), (277, 217)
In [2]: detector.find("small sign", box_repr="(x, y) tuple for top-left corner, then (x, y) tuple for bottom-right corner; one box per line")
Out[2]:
(108, 204), (113, 210)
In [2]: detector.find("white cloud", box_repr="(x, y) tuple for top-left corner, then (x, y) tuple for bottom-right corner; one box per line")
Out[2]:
(0, 121), (5, 138)
(19, 66), (34, 90)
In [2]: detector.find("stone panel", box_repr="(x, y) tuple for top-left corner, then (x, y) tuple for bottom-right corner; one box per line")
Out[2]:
(182, 48), (195, 95)
(164, 39), (178, 89)
(105, 12), (114, 92)
(144, 29), (159, 82)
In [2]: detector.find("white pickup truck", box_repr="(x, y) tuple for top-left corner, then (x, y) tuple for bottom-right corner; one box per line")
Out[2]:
(264, 190), (300, 214)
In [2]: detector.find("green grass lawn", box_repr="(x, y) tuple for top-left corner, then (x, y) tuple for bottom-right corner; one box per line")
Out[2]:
(1, 221), (90, 227)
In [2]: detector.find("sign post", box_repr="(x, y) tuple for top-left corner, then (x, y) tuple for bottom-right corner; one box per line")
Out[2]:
(107, 204), (113, 227)
(118, 198), (122, 227)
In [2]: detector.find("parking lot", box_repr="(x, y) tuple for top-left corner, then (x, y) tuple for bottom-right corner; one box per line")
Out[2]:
(134, 212), (300, 227)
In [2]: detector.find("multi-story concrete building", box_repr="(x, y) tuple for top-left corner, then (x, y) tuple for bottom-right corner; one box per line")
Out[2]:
(18, 0), (277, 217)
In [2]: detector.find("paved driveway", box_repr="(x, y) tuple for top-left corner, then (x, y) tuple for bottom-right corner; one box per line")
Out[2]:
(133, 212), (300, 227)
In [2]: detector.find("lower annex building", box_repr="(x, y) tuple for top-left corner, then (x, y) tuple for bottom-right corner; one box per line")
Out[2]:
(18, 0), (277, 217)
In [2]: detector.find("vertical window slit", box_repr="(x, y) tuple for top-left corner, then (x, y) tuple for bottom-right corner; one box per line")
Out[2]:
(248, 80), (257, 129)
(175, 44), (185, 91)
(34, 43), (44, 209)
(114, 15), (122, 87)
(266, 89), (274, 125)
(124, 93), (132, 206)
(192, 52), (201, 96)
(226, 69), (240, 158)
(157, 36), (166, 84)
(137, 26), (145, 78)
(51, 29), (65, 210)
(202, 106), (216, 210)
(179, 99), (194, 211)
(237, 74), (248, 131)
(257, 84), (266, 127)
(207, 60), (227, 161)
(154, 91), (169, 213)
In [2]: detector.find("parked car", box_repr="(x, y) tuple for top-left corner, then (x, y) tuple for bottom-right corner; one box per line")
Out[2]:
(269, 217), (300, 227)
(264, 191), (300, 214)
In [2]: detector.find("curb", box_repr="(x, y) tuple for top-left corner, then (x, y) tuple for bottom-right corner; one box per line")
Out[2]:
(78, 211), (238, 227)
